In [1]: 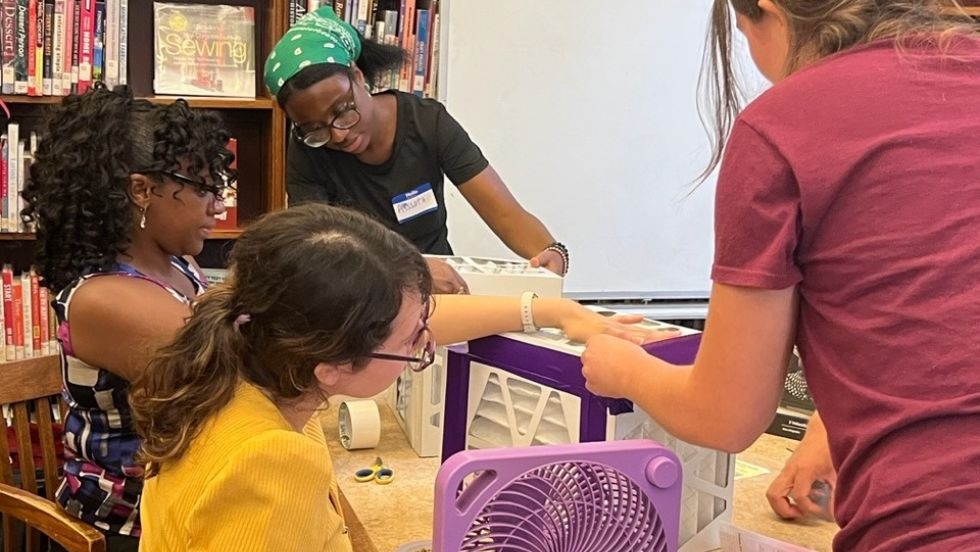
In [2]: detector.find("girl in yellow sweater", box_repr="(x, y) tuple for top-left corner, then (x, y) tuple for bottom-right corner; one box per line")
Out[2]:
(130, 203), (666, 552)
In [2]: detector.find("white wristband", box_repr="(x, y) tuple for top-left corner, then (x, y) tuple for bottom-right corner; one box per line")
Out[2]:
(520, 291), (538, 333)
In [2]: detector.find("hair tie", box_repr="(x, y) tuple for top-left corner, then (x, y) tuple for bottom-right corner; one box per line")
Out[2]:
(233, 313), (251, 331)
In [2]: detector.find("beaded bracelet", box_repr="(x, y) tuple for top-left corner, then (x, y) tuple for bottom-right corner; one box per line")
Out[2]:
(544, 242), (569, 277)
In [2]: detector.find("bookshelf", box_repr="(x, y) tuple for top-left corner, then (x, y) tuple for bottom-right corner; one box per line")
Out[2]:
(0, 0), (290, 274)
(0, 354), (59, 378)
(0, 233), (35, 241)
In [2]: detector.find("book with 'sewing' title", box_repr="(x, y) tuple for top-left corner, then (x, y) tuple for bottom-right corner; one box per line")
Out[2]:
(153, 2), (255, 97)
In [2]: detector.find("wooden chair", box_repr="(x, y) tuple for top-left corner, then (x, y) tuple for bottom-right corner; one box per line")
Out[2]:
(0, 356), (105, 552)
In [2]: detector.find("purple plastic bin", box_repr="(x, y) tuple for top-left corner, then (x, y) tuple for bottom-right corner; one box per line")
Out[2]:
(441, 333), (702, 463)
(432, 439), (683, 552)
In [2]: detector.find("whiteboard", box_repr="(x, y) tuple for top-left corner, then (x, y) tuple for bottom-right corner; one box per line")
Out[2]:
(439, 0), (767, 298)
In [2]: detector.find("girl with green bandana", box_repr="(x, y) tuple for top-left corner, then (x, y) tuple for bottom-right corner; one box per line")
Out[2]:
(265, 7), (569, 294)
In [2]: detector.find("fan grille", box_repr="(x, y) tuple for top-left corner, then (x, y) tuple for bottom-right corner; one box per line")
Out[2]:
(458, 461), (669, 552)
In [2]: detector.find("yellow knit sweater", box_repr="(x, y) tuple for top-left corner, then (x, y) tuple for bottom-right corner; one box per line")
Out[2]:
(139, 381), (353, 552)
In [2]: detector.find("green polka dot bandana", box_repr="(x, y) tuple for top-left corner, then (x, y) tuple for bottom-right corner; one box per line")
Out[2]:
(264, 6), (362, 97)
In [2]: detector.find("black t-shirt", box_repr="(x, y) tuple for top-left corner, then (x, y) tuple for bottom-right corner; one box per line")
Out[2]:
(287, 91), (490, 254)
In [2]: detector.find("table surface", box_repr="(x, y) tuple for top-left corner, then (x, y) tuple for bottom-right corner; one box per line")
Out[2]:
(318, 397), (838, 552)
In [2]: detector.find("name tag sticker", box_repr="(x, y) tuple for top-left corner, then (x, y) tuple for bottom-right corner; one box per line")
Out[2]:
(392, 183), (438, 224)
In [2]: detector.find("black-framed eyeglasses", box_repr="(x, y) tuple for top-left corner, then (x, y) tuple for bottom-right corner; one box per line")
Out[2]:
(140, 169), (238, 202)
(291, 69), (361, 149)
(366, 301), (435, 373)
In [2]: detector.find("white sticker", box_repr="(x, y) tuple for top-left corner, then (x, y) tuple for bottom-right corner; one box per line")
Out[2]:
(392, 183), (439, 224)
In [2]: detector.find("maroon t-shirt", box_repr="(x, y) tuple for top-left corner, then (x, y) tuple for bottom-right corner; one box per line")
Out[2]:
(713, 38), (980, 550)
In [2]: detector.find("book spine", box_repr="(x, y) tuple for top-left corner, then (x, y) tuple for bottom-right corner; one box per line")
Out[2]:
(294, 0), (306, 24)
(6, 123), (18, 232)
(103, 0), (115, 87)
(19, 272), (30, 358)
(14, 0), (28, 93)
(115, 0), (122, 84)
(356, 0), (368, 34)
(369, 0), (379, 27)
(41, 0), (51, 93)
(426, 10), (439, 98)
(64, 0), (74, 94)
(1, 266), (13, 361)
(29, 269), (40, 355)
(51, 0), (62, 93)
(12, 278), (23, 359)
(0, 134), (7, 233)
(33, 0), (42, 92)
(26, 0), (36, 94)
(15, 139), (24, 232)
(2, 0), (17, 93)
(412, 8), (426, 97)
(91, 0), (101, 83)
(399, 0), (415, 92)
(38, 282), (48, 355)
(20, 139), (31, 232)
(75, 0), (90, 91)
(47, 302), (56, 354)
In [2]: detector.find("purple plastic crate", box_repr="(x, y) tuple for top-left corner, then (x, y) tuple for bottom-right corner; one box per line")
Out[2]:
(441, 333), (702, 463)
(433, 439), (683, 552)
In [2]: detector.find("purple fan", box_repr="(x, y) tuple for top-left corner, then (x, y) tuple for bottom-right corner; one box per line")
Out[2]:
(433, 440), (683, 552)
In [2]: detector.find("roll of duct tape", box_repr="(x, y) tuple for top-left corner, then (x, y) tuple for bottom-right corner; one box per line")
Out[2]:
(338, 399), (381, 450)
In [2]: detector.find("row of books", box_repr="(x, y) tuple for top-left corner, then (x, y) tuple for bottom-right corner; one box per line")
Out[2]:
(289, 0), (442, 99)
(1, 265), (59, 362)
(0, 0), (128, 97)
(1, 122), (36, 233)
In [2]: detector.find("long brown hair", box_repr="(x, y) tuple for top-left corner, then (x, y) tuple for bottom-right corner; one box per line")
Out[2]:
(698, 0), (977, 181)
(130, 204), (431, 476)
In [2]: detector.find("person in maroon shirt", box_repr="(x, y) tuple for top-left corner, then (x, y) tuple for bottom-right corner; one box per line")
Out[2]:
(580, 1), (980, 550)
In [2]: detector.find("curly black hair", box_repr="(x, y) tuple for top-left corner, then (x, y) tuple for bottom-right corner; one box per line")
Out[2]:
(21, 85), (233, 293)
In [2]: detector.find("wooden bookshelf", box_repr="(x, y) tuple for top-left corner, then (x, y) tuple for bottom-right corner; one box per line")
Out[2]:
(0, 95), (64, 105)
(1, 0), (289, 273)
(0, 234), (36, 241)
(0, 355), (60, 373)
(144, 97), (277, 110)
(209, 229), (245, 240)
(0, 355), (61, 404)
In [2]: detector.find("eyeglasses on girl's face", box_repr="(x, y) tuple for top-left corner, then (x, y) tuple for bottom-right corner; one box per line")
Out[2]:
(291, 70), (361, 149)
(366, 300), (435, 373)
(164, 170), (238, 201)
(136, 169), (238, 202)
